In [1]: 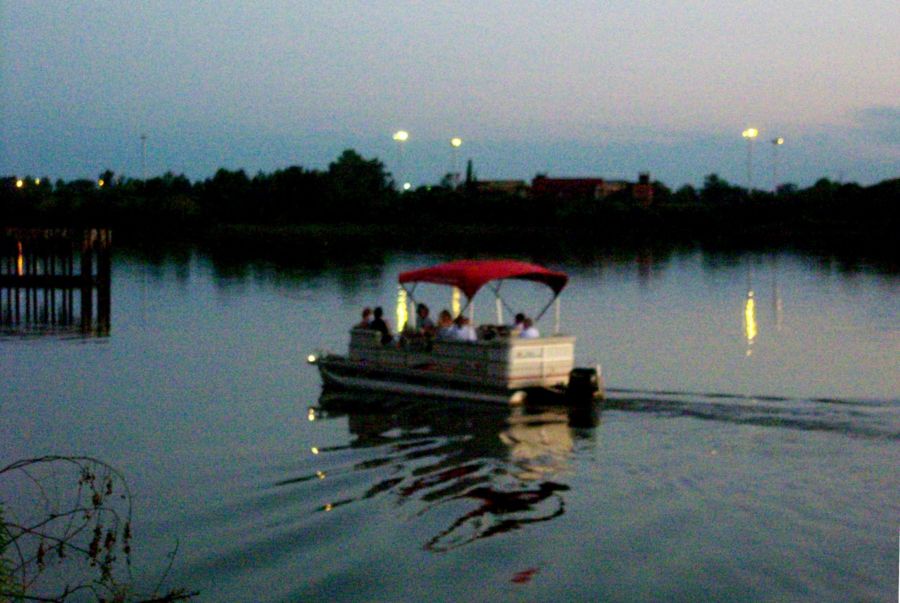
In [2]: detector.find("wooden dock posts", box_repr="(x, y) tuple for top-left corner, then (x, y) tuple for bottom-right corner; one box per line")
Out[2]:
(0, 228), (111, 336)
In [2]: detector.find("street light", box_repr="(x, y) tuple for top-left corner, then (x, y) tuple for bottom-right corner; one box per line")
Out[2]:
(392, 130), (409, 191)
(140, 133), (148, 180)
(450, 137), (462, 188)
(771, 137), (784, 192)
(15, 179), (24, 188)
(742, 127), (759, 191)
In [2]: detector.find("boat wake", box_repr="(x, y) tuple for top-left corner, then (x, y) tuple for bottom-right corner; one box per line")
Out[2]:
(603, 387), (900, 440)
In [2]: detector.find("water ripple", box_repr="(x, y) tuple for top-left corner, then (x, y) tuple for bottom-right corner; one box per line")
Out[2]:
(604, 388), (900, 440)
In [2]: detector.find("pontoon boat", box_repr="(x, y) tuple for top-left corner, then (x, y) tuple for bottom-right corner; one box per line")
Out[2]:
(308, 259), (602, 405)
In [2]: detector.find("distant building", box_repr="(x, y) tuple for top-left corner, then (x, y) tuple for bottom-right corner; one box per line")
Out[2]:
(530, 173), (653, 206)
(598, 180), (629, 198)
(531, 176), (607, 201)
(474, 180), (529, 197)
(633, 172), (654, 207)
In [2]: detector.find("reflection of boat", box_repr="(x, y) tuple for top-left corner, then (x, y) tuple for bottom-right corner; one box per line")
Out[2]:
(308, 260), (602, 404)
(308, 391), (598, 551)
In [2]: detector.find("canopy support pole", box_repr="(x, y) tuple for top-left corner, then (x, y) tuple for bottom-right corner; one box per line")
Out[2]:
(534, 293), (559, 324)
(554, 297), (561, 335)
(489, 281), (516, 322)
(401, 283), (417, 303)
(458, 296), (472, 318)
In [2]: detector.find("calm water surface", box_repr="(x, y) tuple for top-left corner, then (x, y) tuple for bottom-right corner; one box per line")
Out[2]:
(2, 246), (898, 601)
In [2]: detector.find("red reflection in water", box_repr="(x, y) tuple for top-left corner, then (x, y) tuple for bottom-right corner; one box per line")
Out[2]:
(511, 568), (539, 584)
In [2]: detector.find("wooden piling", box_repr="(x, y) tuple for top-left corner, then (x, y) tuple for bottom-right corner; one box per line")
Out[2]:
(0, 228), (112, 336)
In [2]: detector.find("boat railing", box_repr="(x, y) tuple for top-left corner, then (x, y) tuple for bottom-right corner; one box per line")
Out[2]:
(347, 327), (575, 388)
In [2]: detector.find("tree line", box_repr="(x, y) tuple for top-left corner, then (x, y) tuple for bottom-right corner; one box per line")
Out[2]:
(1, 149), (897, 245)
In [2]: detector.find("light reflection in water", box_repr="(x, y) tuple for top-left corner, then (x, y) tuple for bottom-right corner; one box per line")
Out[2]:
(772, 277), (784, 332)
(744, 290), (757, 355)
(296, 394), (598, 552)
(16, 241), (23, 276)
(451, 287), (461, 317)
(499, 407), (574, 481)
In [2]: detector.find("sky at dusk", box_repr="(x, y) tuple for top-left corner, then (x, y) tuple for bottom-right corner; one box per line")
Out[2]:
(2, 1), (898, 188)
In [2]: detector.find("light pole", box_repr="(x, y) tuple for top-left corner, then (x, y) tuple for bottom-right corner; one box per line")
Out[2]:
(771, 137), (784, 192)
(450, 137), (462, 188)
(742, 127), (759, 191)
(140, 133), (147, 180)
(392, 130), (409, 191)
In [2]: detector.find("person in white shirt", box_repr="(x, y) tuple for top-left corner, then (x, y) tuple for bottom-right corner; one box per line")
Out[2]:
(451, 315), (478, 342)
(519, 317), (540, 339)
(415, 303), (435, 335)
(435, 309), (454, 340)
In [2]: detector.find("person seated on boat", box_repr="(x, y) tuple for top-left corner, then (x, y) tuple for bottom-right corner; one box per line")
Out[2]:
(367, 306), (393, 344)
(415, 303), (436, 336)
(519, 317), (540, 339)
(477, 324), (498, 340)
(435, 309), (455, 340)
(511, 313), (526, 335)
(355, 307), (373, 329)
(451, 315), (478, 342)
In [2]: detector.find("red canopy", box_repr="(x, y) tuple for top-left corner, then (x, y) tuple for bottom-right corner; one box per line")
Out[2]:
(398, 259), (568, 300)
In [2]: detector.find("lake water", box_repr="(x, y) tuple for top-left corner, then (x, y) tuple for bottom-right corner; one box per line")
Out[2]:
(2, 244), (898, 601)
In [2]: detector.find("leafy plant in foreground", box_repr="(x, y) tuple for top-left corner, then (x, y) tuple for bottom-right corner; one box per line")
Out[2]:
(0, 455), (196, 602)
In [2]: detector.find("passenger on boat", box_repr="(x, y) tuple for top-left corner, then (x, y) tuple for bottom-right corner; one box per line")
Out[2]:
(519, 317), (540, 339)
(451, 315), (478, 342)
(436, 309), (454, 340)
(355, 307), (373, 328)
(511, 313), (526, 335)
(368, 306), (393, 344)
(415, 303), (436, 335)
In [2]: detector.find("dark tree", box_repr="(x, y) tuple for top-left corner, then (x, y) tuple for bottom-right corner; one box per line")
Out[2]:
(326, 149), (394, 221)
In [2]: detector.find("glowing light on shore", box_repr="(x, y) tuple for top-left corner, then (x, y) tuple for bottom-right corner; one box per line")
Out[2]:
(15, 179), (24, 188)
(742, 128), (759, 191)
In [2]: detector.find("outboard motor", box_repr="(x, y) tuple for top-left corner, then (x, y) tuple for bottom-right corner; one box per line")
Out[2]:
(566, 367), (601, 403)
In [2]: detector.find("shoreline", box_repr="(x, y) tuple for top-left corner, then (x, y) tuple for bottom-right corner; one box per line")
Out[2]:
(105, 221), (897, 274)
